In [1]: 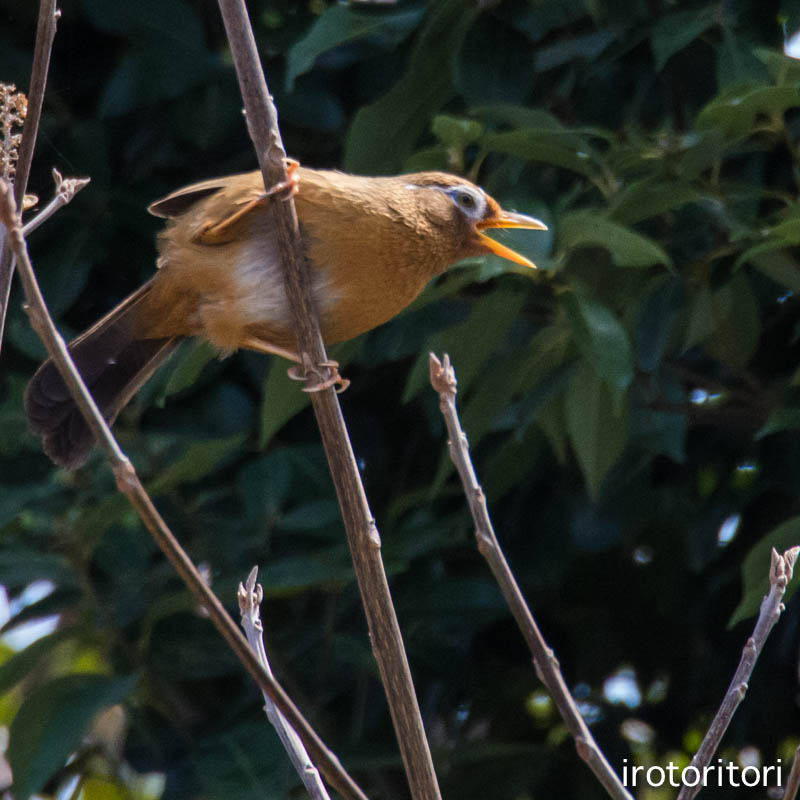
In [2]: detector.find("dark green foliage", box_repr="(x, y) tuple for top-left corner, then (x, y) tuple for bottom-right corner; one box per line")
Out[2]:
(2, 0), (800, 798)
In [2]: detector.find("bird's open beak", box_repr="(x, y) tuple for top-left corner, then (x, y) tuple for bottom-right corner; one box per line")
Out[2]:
(476, 211), (547, 269)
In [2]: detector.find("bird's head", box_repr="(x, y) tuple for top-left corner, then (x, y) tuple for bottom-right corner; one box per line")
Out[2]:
(401, 173), (547, 269)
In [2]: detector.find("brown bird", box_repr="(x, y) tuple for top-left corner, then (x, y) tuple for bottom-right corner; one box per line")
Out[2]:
(25, 164), (546, 468)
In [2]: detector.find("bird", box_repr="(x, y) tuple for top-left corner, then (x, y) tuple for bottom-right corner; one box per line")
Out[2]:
(25, 163), (547, 469)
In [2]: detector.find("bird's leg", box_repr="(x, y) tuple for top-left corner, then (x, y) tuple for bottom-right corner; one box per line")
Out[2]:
(239, 336), (349, 394)
(239, 336), (303, 364)
(196, 159), (300, 244)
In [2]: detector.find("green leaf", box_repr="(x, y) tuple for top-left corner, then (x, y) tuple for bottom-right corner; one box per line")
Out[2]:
(471, 105), (567, 131)
(259, 554), (353, 595)
(753, 46), (800, 85)
(344, 0), (479, 173)
(650, 7), (716, 70)
(148, 435), (245, 495)
(286, 5), (422, 90)
(536, 395), (570, 465)
(0, 375), (36, 456)
(729, 517), (800, 626)
(403, 145), (452, 172)
(628, 405), (687, 463)
(79, 0), (204, 41)
(280, 499), (342, 531)
(562, 291), (634, 394)
(162, 340), (215, 398)
(696, 84), (800, 138)
(746, 251), (800, 293)
(2, 589), (81, 635)
(678, 129), (727, 178)
(635, 278), (684, 373)
(559, 211), (671, 267)
(0, 552), (77, 592)
(735, 220), (800, 272)
(565, 363), (628, 499)
(756, 408), (800, 439)
(482, 130), (601, 181)
(480, 424), (546, 502)
(258, 362), (312, 449)
(237, 451), (292, 527)
(403, 286), (527, 402)
(771, 218), (800, 241)
(682, 286), (716, 351)
(0, 628), (77, 694)
(706, 273), (760, 367)
(716, 27), (769, 88)
(99, 44), (215, 116)
(608, 178), (703, 225)
(431, 114), (484, 149)
(536, 29), (617, 71)
(629, 370), (687, 463)
(8, 673), (138, 799)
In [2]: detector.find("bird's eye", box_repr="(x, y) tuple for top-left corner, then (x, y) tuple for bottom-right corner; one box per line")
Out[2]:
(457, 191), (476, 209)
(439, 185), (485, 216)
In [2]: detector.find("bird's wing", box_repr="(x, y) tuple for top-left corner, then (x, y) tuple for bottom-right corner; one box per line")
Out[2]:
(147, 172), (264, 219)
(148, 172), (276, 246)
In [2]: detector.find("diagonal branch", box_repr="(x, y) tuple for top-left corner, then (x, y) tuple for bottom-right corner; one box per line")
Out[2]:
(429, 352), (633, 800)
(239, 567), (331, 800)
(215, 3), (441, 799)
(0, 179), (368, 800)
(675, 546), (800, 800)
(0, 0), (59, 352)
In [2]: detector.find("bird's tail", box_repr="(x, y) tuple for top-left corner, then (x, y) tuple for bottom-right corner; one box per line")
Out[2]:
(24, 279), (181, 469)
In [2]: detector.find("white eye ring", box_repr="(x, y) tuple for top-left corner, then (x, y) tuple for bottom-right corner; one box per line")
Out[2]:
(446, 186), (485, 218)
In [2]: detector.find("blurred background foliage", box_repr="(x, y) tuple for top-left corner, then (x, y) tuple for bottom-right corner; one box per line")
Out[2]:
(1, 0), (800, 797)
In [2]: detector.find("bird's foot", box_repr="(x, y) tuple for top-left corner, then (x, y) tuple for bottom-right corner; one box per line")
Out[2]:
(195, 159), (300, 244)
(262, 158), (300, 202)
(287, 354), (350, 393)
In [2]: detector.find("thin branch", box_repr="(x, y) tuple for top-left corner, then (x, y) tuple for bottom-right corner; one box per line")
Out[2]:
(239, 567), (331, 800)
(783, 745), (800, 800)
(0, 179), (368, 800)
(0, 0), (59, 352)
(676, 546), (800, 800)
(21, 169), (90, 237)
(429, 352), (633, 800)
(216, 3), (441, 799)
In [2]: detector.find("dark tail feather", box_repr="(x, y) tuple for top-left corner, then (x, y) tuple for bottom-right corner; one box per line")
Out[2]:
(25, 281), (181, 469)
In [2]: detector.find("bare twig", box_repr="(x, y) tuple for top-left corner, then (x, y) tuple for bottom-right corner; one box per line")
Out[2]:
(239, 567), (331, 800)
(429, 352), (633, 800)
(0, 0), (60, 352)
(783, 745), (800, 800)
(676, 546), (800, 800)
(216, 3), (441, 799)
(22, 169), (90, 237)
(0, 180), (367, 800)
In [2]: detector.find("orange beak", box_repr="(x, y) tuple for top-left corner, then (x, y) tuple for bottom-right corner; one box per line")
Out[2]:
(476, 210), (547, 269)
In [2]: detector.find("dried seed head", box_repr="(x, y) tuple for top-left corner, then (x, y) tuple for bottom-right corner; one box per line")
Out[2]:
(0, 83), (28, 182)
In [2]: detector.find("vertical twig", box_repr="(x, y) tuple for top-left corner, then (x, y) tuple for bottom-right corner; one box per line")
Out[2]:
(676, 546), (800, 800)
(0, 179), (368, 800)
(429, 352), (633, 800)
(216, 3), (441, 799)
(0, 0), (59, 352)
(239, 567), (331, 800)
